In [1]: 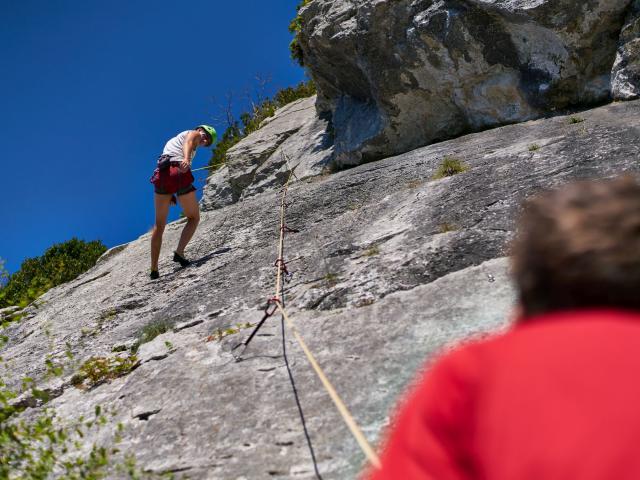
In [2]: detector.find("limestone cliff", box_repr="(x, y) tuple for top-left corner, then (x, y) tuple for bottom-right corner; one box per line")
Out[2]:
(3, 1), (640, 477)
(3, 98), (639, 478)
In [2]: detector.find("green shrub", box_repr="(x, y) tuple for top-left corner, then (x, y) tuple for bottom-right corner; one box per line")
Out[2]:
(528, 143), (540, 151)
(289, 0), (312, 66)
(273, 82), (316, 105)
(208, 80), (316, 174)
(0, 238), (107, 310)
(432, 157), (469, 180)
(569, 116), (585, 124)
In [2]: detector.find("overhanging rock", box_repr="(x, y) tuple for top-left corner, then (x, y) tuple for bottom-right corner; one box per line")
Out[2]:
(612, 0), (640, 99)
(299, 0), (635, 166)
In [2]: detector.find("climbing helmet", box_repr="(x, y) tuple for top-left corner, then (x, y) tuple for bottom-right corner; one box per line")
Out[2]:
(197, 125), (217, 146)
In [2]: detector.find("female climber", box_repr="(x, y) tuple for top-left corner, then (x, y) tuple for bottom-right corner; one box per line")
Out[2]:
(149, 125), (217, 279)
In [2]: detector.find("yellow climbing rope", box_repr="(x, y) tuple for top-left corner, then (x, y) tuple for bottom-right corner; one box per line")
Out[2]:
(272, 162), (382, 470)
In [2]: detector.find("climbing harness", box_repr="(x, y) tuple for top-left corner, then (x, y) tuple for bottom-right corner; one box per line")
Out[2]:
(231, 156), (382, 471)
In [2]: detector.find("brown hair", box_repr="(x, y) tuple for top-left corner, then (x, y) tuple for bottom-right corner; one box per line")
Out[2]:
(511, 175), (640, 318)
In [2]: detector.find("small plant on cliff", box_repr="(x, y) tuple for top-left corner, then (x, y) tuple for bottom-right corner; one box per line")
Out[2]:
(365, 245), (380, 257)
(96, 308), (118, 332)
(528, 143), (540, 151)
(72, 354), (139, 389)
(324, 272), (339, 287)
(205, 322), (254, 342)
(438, 223), (458, 233)
(100, 308), (118, 322)
(137, 318), (173, 345)
(569, 116), (585, 124)
(432, 157), (469, 180)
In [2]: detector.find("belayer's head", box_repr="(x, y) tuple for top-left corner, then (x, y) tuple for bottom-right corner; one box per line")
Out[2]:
(196, 125), (217, 147)
(510, 175), (640, 319)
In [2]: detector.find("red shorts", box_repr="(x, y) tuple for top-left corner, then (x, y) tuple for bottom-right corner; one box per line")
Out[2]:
(150, 165), (196, 196)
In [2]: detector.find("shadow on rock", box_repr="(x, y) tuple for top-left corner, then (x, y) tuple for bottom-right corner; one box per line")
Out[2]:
(191, 247), (232, 268)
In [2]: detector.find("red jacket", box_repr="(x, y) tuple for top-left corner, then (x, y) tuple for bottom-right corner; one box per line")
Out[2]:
(370, 309), (640, 480)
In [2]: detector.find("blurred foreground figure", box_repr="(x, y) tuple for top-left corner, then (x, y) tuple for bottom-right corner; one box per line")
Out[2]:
(369, 176), (640, 480)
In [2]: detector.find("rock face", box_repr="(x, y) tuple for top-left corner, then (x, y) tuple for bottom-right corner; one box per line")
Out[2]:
(298, 0), (635, 166)
(612, 0), (640, 99)
(3, 100), (639, 478)
(200, 96), (333, 210)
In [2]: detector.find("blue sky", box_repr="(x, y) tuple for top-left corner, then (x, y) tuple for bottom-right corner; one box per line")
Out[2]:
(0, 1), (306, 273)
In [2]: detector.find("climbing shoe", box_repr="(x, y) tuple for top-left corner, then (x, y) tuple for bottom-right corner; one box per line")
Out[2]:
(150, 270), (160, 280)
(173, 251), (191, 268)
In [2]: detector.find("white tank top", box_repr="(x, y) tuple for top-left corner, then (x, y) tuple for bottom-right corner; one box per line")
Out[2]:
(162, 131), (196, 162)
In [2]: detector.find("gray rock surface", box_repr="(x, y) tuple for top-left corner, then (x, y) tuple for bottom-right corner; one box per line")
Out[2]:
(96, 243), (129, 266)
(612, 0), (640, 99)
(2, 100), (639, 478)
(200, 96), (333, 210)
(298, 0), (634, 166)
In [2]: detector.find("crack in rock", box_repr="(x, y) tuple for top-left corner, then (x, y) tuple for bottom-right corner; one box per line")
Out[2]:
(70, 271), (111, 290)
(275, 441), (294, 446)
(134, 409), (161, 421)
(147, 353), (169, 362)
(173, 319), (204, 332)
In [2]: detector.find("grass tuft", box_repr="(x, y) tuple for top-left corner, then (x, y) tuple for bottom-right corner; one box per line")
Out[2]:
(438, 223), (458, 233)
(432, 156), (469, 180)
(324, 272), (339, 287)
(365, 245), (380, 257)
(137, 319), (172, 345)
